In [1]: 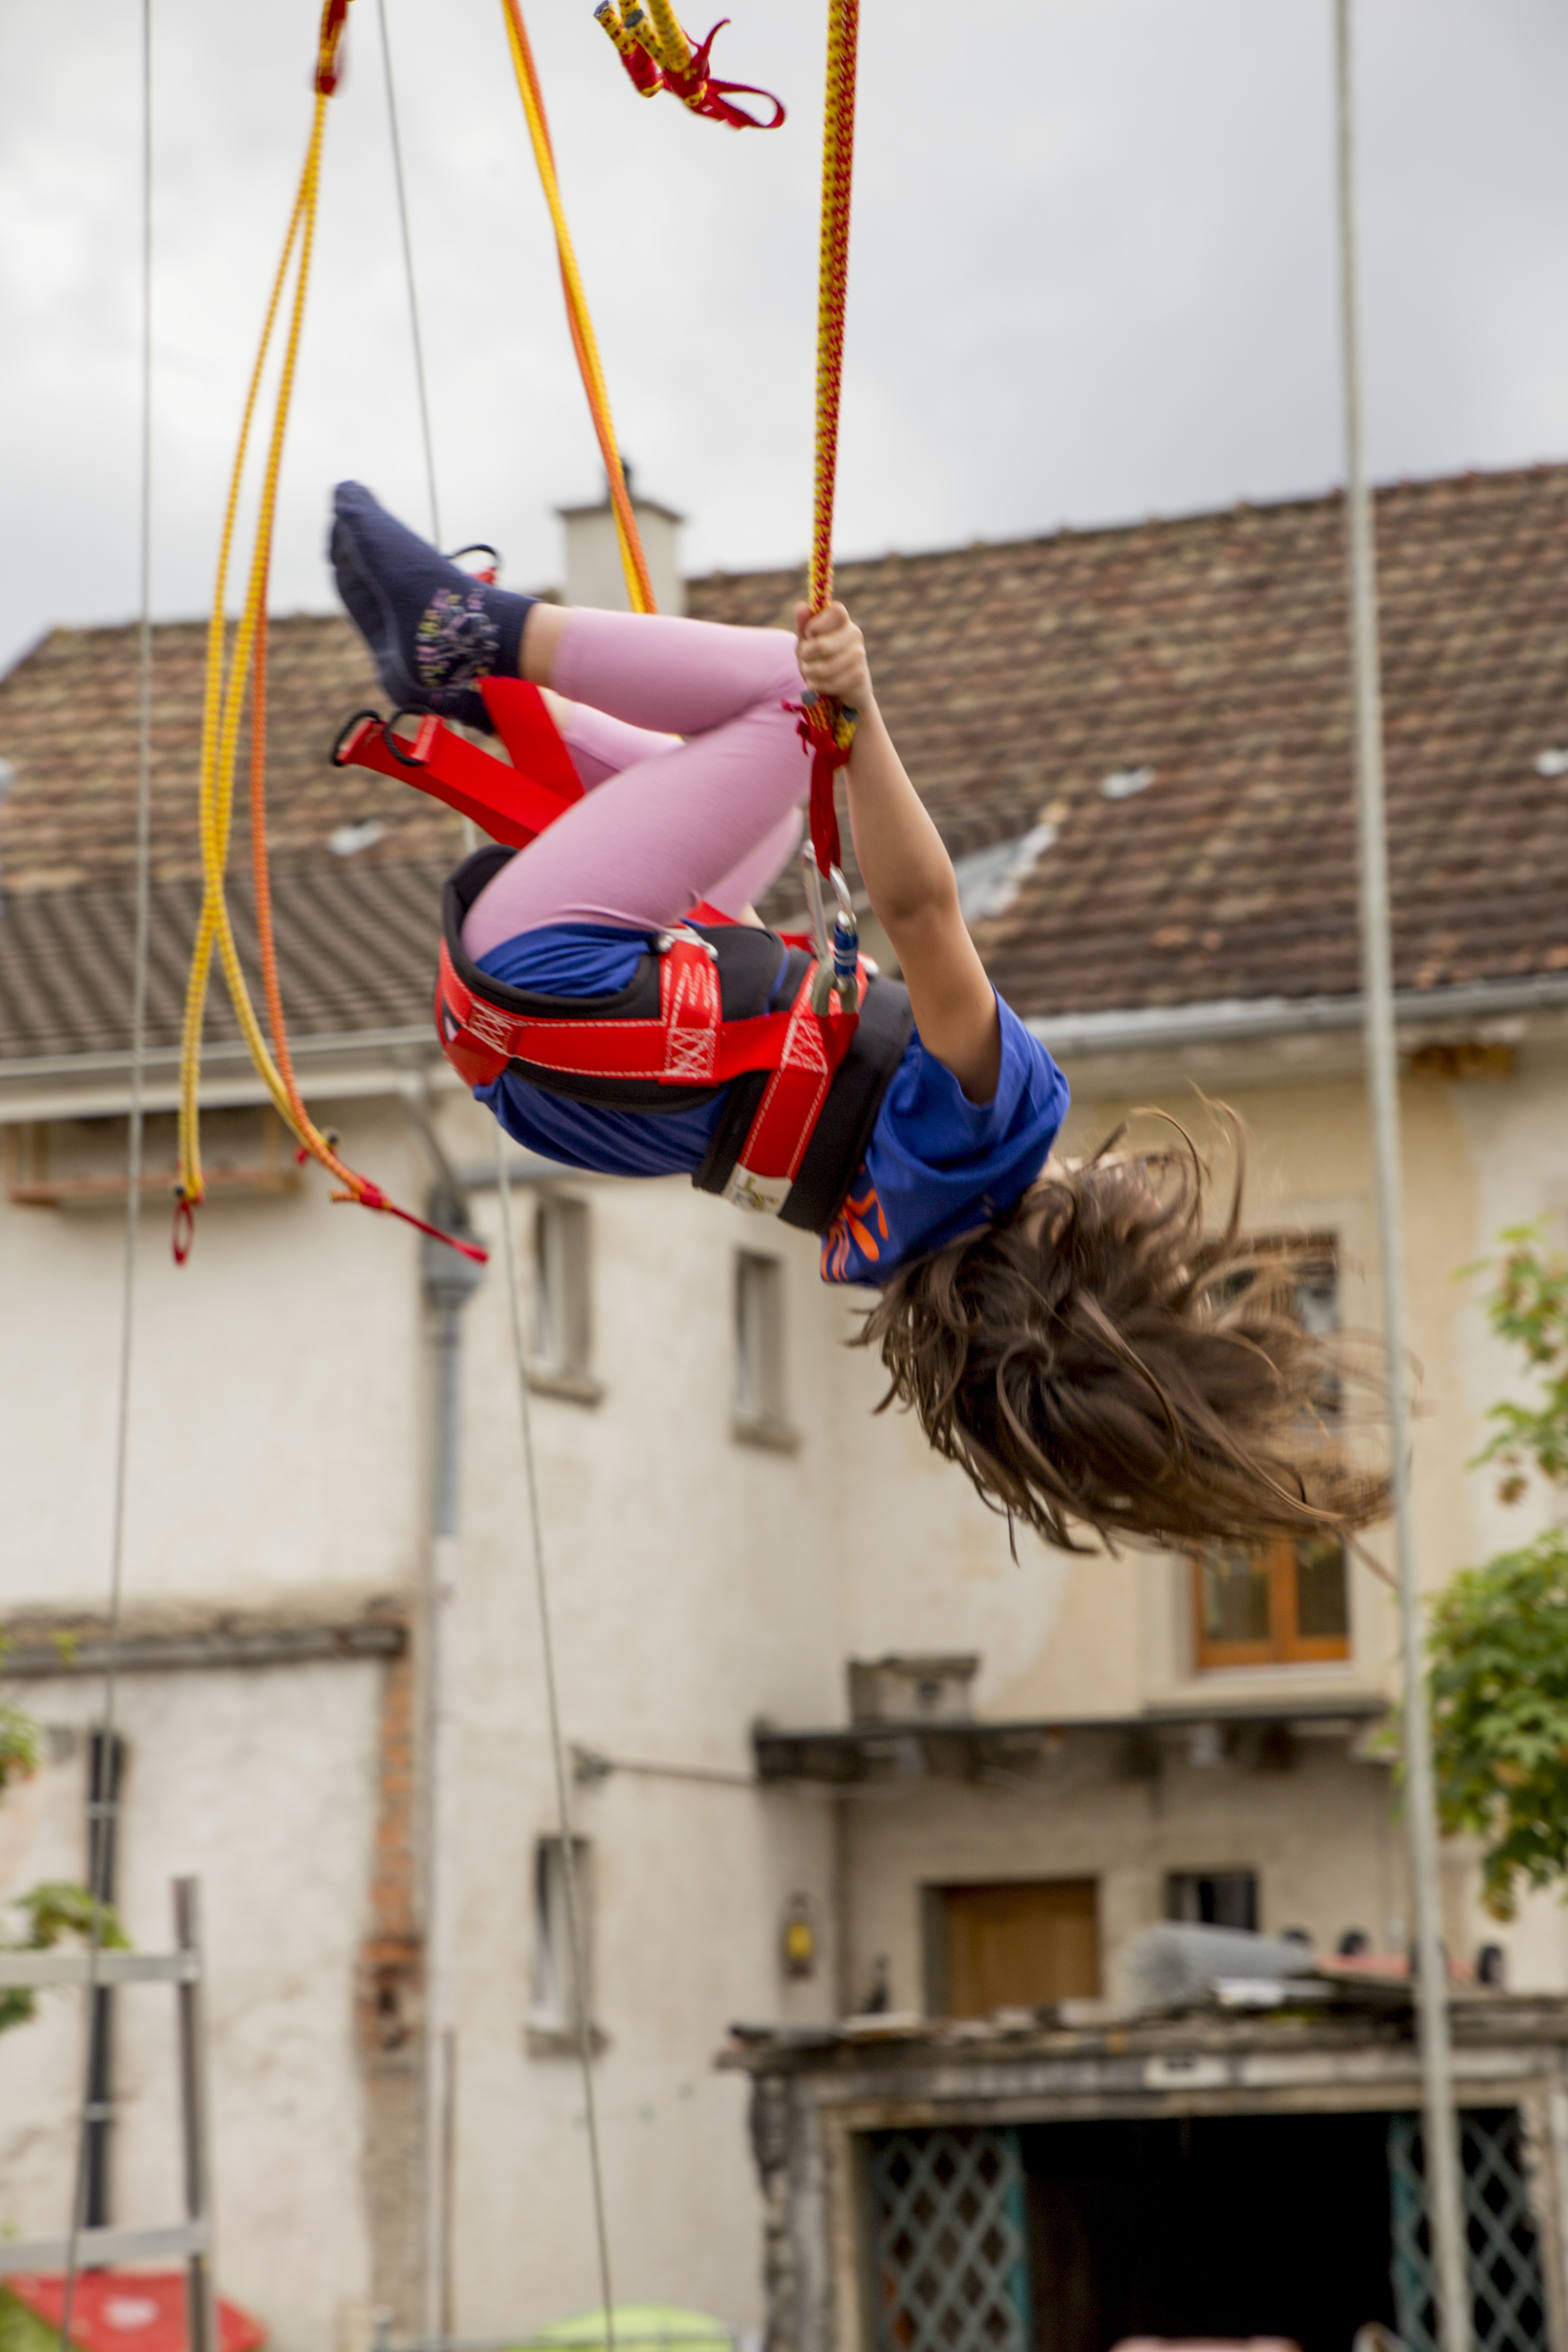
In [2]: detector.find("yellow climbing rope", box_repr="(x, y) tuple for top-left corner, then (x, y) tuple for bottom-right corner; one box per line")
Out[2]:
(499, 0), (655, 615)
(175, 28), (337, 1231)
(176, 0), (479, 1262)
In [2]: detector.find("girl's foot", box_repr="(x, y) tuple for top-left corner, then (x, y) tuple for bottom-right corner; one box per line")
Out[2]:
(330, 481), (535, 731)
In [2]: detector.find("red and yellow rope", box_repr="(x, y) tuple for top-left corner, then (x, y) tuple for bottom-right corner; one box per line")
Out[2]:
(802, 0), (860, 877)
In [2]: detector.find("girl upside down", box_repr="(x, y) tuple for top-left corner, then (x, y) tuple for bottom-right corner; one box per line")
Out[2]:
(331, 482), (1384, 1556)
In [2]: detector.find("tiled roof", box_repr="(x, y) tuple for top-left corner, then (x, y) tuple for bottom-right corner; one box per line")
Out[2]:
(689, 465), (1568, 1011)
(3, 461), (1567, 1068)
(0, 861), (447, 1064)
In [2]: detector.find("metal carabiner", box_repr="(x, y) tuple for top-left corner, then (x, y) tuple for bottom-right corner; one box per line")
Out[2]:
(802, 844), (859, 1016)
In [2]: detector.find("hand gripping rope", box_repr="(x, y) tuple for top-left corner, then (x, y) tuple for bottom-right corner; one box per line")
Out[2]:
(173, 0), (484, 1269)
(593, 3), (785, 131)
(585, 0), (858, 1015)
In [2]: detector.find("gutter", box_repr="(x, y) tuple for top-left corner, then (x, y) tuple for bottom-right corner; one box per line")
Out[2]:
(10, 971), (1568, 1118)
(0, 1024), (451, 1122)
(1027, 972), (1568, 1059)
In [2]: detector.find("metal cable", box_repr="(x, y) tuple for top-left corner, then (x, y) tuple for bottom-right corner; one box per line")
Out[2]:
(59, 0), (156, 2335)
(374, 15), (618, 2331)
(376, 0), (442, 546)
(495, 1157), (618, 2343)
(1333, 6), (1469, 2348)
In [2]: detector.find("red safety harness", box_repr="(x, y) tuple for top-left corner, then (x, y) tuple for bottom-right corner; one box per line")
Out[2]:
(333, 680), (912, 1227)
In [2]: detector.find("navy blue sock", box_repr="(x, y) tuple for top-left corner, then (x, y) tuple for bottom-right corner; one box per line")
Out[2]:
(330, 481), (535, 733)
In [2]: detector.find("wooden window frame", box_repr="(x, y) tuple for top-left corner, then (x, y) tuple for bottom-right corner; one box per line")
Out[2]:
(1192, 1538), (1351, 1671)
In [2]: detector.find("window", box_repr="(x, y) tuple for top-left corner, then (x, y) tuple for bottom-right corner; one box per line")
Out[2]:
(1194, 1232), (1349, 1668)
(527, 1836), (602, 2055)
(529, 1195), (599, 1402)
(928, 1879), (1099, 2018)
(733, 1252), (795, 1449)
(1167, 1869), (1258, 1932)
(1194, 1534), (1349, 1667)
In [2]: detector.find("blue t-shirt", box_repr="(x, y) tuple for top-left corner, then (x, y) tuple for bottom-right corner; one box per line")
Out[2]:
(474, 924), (1069, 1287)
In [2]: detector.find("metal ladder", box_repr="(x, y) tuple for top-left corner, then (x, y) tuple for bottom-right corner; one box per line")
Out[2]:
(0, 1874), (218, 2352)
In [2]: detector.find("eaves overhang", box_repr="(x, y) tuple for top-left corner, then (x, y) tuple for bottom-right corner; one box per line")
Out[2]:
(753, 1691), (1388, 1785)
(0, 1024), (453, 1123)
(1027, 972), (1568, 1060)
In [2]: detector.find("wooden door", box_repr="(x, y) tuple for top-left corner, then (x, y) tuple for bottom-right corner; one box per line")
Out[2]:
(940, 1878), (1099, 2016)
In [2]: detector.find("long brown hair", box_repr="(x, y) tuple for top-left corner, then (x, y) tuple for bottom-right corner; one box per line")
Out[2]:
(862, 1117), (1387, 1554)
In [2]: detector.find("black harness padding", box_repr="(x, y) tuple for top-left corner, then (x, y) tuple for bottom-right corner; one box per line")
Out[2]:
(443, 843), (915, 1230)
(696, 963), (914, 1230)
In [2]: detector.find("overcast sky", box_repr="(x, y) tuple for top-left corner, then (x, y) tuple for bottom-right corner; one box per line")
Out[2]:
(3, 0), (1568, 676)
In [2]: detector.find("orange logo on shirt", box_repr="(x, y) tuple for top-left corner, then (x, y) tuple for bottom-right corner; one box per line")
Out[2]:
(821, 1180), (887, 1281)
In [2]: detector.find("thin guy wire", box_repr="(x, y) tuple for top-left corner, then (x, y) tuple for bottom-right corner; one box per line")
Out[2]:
(374, 23), (469, 2323)
(376, 0), (442, 546)
(495, 1158), (618, 2343)
(60, 0), (155, 2336)
(1332, 6), (1469, 2349)
(374, 31), (615, 2325)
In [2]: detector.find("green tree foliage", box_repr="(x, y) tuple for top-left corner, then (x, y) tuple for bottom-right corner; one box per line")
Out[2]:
(1430, 1226), (1568, 1918)
(0, 1639), (128, 2032)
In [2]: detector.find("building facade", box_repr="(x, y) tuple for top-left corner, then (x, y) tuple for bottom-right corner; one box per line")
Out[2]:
(3, 466), (1568, 2350)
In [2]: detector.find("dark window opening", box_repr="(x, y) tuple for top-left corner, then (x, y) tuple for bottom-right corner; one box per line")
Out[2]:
(1166, 1868), (1258, 1932)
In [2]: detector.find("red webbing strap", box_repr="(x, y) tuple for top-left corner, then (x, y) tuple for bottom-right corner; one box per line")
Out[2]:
(732, 955), (864, 1185)
(334, 676), (583, 851)
(437, 935), (860, 1090)
(786, 698), (854, 875)
(596, 10), (786, 130)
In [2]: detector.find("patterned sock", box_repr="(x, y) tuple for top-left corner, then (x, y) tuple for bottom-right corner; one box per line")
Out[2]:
(329, 480), (535, 732)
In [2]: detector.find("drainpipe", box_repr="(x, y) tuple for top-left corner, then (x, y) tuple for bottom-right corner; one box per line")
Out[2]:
(84, 1728), (125, 2227)
(420, 1188), (484, 2342)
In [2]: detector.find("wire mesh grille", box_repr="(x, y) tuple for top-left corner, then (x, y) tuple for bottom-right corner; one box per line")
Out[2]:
(867, 2128), (1032, 2352)
(1389, 2107), (1548, 2352)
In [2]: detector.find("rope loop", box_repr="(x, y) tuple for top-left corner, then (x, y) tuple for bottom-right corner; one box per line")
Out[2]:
(315, 0), (352, 95)
(594, 5), (784, 129)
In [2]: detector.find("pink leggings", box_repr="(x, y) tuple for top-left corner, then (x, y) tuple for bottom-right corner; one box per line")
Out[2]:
(461, 609), (810, 961)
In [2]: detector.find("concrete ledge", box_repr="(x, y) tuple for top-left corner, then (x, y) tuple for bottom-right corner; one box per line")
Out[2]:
(0, 1596), (408, 1677)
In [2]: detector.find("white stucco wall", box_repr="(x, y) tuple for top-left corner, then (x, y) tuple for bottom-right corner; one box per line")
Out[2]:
(5, 1027), (1568, 2350)
(0, 1095), (430, 1615)
(0, 1659), (380, 2352)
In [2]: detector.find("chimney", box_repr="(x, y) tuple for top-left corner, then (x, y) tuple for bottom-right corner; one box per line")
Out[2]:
(557, 466), (685, 615)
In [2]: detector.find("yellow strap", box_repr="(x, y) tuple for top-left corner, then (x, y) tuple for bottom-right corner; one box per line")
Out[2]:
(498, 0), (656, 615)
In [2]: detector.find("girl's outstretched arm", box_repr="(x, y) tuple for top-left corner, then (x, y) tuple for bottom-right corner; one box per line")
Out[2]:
(797, 603), (1001, 1104)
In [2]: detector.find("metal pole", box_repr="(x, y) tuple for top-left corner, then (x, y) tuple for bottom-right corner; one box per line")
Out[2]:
(174, 1877), (220, 2352)
(1332, 9), (1470, 2348)
(421, 1201), (484, 2340)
